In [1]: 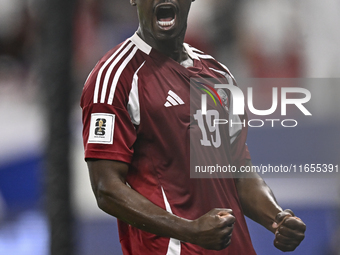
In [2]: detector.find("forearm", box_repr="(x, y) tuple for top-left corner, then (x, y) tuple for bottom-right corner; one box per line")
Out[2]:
(235, 161), (307, 251)
(95, 179), (194, 242)
(87, 159), (194, 243)
(87, 159), (239, 251)
(235, 162), (282, 232)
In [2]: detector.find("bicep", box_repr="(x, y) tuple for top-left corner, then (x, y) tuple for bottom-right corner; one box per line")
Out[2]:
(234, 159), (260, 179)
(87, 159), (129, 196)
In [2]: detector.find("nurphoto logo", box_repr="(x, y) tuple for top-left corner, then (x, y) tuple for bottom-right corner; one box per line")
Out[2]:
(200, 84), (311, 128)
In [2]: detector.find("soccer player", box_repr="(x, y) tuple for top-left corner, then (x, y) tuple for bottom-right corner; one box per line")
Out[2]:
(81, 0), (306, 254)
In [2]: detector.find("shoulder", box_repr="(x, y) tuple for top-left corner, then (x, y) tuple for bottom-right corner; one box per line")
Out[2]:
(184, 43), (235, 79)
(81, 34), (151, 108)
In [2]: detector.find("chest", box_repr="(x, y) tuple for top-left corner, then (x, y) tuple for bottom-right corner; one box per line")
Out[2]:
(136, 66), (232, 150)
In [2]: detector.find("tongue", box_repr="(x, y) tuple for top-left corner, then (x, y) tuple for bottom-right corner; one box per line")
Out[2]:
(159, 17), (173, 22)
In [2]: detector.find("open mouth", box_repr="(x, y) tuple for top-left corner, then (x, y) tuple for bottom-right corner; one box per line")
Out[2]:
(156, 4), (176, 29)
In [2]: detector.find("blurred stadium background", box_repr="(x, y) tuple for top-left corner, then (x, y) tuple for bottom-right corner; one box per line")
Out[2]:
(0, 0), (339, 254)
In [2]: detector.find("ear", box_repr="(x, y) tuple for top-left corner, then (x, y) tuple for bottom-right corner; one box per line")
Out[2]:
(130, 0), (137, 6)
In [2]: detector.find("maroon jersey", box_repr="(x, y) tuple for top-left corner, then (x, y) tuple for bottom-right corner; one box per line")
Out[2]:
(81, 33), (256, 255)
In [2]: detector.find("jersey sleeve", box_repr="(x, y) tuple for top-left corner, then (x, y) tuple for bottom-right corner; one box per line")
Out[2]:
(80, 61), (137, 164)
(82, 103), (137, 163)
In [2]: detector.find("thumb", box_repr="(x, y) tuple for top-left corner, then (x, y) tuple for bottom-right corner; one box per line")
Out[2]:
(272, 209), (294, 229)
(216, 210), (235, 225)
(217, 209), (233, 218)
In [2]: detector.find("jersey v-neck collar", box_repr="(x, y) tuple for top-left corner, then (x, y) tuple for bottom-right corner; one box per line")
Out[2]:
(129, 32), (203, 74)
(129, 32), (152, 55)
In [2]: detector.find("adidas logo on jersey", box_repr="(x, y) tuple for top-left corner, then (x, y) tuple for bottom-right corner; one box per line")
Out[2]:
(164, 90), (185, 107)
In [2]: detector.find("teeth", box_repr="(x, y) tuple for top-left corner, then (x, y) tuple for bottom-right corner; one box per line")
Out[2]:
(158, 19), (175, 27)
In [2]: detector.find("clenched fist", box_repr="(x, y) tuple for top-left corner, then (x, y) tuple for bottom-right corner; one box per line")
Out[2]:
(272, 209), (306, 252)
(190, 208), (235, 250)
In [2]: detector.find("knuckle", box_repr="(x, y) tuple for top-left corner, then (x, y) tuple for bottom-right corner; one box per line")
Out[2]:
(226, 209), (233, 215)
(297, 233), (305, 241)
(284, 209), (295, 216)
(223, 227), (233, 236)
(226, 215), (236, 224)
(275, 242), (296, 252)
(275, 234), (285, 243)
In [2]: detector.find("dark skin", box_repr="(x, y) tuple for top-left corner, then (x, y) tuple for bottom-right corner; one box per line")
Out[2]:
(88, 159), (234, 250)
(131, 0), (192, 63)
(235, 161), (306, 252)
(87, 0), (306, 251)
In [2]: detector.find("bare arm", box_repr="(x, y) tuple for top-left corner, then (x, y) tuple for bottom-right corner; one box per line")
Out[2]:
(87, 159), (235, 250)
(235, 160), (306, 251)
(234, 160), (282, 233)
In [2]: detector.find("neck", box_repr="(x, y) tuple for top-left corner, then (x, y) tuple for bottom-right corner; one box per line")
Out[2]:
(136, 27), (189, 64)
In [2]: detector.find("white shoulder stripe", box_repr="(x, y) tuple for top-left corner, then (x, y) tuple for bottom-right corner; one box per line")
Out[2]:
(189, 46), (204, 54)
(209, 67), (235, 86)
(100, 42), (134, 103)
(195, 53), (215, 60)
(218, 62), (235, 80)
(183, 43), (199, 60)
(107, 46), (139, 105)
(187, 45), (214, 60)
(93, 39), (130, 104)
